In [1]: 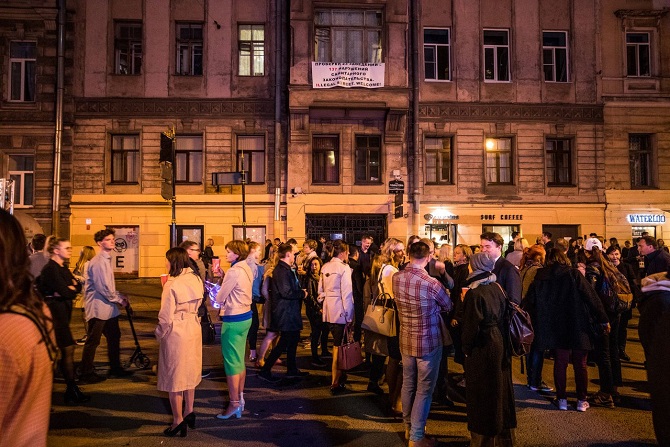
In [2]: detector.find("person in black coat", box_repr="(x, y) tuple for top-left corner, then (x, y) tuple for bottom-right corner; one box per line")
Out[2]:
(348, 246), (366, 343)
(481, 232), (522, 304)
(259, 244), (308, 382)
(36, 238), (89, 404)
(606, 245), (641, 362)
(638, 236), (670, 278)
(462, 252), (516, 445)
(639, 270), (670, 447)
(524, 249), (609, 411)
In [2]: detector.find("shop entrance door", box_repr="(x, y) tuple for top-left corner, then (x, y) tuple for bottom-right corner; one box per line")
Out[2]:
(425, 224), (458, 247)
(542, 224), (580, 242)
(305, 214), (387, 247)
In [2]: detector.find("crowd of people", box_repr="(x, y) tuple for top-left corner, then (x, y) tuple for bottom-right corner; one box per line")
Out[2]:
(1, 205), (669, 446)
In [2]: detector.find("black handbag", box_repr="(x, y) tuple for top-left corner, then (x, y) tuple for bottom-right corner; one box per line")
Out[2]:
(495, 283), (534, 357)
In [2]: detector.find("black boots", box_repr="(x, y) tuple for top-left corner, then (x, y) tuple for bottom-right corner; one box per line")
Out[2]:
(64, 384), (91, 405)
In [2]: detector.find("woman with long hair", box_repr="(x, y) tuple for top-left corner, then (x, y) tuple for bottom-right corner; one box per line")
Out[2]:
(450, 244), (473, 369)
(301, 256), (328, 366)
(584, 238), (622, 408)
(72, 246), (95, 345)
(524, 249), (608, 412)
(519, 244), (552, 392)
(257, 252), (281, 367)
(245, 241), (265, 363)
(606, 245), (640, 362)
(506, 238), (529, 269)
(366, 237), (404, 412)
(156, 247), (204, 437)
(0, 209), (57, 447)
(215, 240), (253, 420)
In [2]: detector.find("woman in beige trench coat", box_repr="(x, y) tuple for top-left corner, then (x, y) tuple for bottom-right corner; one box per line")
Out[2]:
(156, 247), (204, 437)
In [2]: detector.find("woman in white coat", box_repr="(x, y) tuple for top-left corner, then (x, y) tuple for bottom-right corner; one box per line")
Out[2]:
(156, 247), (204, 437)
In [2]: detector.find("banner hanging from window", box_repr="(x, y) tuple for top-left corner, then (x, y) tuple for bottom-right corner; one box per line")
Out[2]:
(312, 63), (385, 89)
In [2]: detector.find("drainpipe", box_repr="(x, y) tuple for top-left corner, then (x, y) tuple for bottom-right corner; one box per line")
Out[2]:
(410, 1), (420, 229)
(51, 0), (65, 236)
(274, 0), (286, 235)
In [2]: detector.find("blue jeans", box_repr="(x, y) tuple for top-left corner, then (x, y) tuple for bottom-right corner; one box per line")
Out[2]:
(401, 346), (442, 442)
(526, 346), (545, 388)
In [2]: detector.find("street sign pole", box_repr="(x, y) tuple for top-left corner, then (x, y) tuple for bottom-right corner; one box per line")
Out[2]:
(170, 128), (177, 248)
(240, 152), (247, 240)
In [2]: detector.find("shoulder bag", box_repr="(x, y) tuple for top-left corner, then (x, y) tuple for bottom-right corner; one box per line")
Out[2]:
(337, 274), (363, 371)
(360, 264), (397, 337)
(495, 282), (534, 357)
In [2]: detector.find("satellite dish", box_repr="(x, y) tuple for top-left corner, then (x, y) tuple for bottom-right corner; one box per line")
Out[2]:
(424, 214), (433, 221)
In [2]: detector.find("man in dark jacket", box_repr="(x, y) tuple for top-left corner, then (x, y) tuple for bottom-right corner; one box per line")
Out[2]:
(348, 245), (366, 343)
(638, 236), (670, 278)
(259, 243), (309, 383)
(480, 232), (522, 304)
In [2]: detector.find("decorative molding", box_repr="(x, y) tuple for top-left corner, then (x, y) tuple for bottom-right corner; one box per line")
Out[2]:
(74, 98), (274, 118)
(419, 103), (604, 123)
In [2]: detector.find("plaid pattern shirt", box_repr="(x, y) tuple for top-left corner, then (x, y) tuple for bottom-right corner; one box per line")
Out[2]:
(392, 264), (453, 357)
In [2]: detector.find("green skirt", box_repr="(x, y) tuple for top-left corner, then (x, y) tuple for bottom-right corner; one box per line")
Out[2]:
(220, 312), (252, 375)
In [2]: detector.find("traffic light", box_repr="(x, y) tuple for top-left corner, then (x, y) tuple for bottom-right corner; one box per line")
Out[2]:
(159, 132), (174, 163)
(160, 162), (173, 200)
(159, 131), (175, 200)
(394, 192), (403, 218)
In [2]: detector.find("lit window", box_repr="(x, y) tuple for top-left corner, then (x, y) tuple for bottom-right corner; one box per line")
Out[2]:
(176, 23), (203, 75)
(175, 136), (203, 184)
(8, 155), (34, 206)
(424, 28), (450, 81)
(425, 137), (452, 184)
(238, 25), (265, 76)
(115, 22), (142, 75)
(543, 31), (568, 82)
(626, 32), (650, 77)
(355, 136), (381, 184)
(546, 139), (572, 185)
(312, 136), (339, 184)
(111, 135), (139, 183)
(629, 134), (653, 188)
(237, 136), (265, 184)
(314, 9), (382, 63)
(485, 138), (513, 184)
(9, 42), (36, 102)
(483, 30), (510, 82)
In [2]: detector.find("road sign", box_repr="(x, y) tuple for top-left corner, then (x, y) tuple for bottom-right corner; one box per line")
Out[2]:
(389, 179), (404, 194)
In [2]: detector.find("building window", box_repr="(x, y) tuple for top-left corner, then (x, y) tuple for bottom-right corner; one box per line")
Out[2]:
(8, 155), (34, 207)
(483, 30), (510, 82)
(629, 134), (653, 188)
(425, 136), (452, 185)
(543, 31), (568, 82)
(314, 9), (382, 63)
(114, 22), (142, 75)
(424, 28), (450, 81)
(626, 32), (650, 77)
(312, 136), (339, 184)
(355, 135), (381, 184)
(546, 138), (572, 186)
(485, 137), (513, 184)
(237, 135), (265, 184)
(9, 42), (36, 102)
(175, 136), (202, 184)
(176, 23), (203, 75)
(111, 135), (139, 183)
(238, 25), (265, 76)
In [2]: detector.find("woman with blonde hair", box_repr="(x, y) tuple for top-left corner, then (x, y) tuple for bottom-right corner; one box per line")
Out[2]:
(215, 240), (253, 420)
(257, 252), (281, 367)
(72, 246), (95, 345)
(506, 238), (529, 269)
(366, 237), (404, 411)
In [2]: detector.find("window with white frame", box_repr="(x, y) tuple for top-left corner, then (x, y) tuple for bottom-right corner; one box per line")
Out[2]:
(176, 23), (203, 75)
(485, 137), (513, 184)
(546, 138), (572, 185)
(425, 136), (452, 185)
(237, 135), (265, 184)
(9, 42), (36, 102)
(111, 135), (139, 183)
(629, 134), (653, 188)
(9, 154), (34, 206)
(175, 136), (203, 184)
(355, 135), (381, 184)
(626, 32), (650, 77)
(115, 22), (142, 75)
(543, 31), (568, 82)
(314, 9), (382, 64)
(424, 28), (450, 81)
(483, 30), (510, 82)
(238, 25), (265, 76)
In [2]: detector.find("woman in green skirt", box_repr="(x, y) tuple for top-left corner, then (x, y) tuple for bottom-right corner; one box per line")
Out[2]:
(215, 240), (253, 420)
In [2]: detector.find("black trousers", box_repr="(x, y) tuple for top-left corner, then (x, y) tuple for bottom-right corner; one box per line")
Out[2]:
(262, 330), (300, 373)
(80, 316), (121, 374)
(247, 303), (260, 351)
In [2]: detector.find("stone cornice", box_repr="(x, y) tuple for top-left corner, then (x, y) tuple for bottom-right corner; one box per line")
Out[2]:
(74, 98), (275, 119)
(419, 103), (604, 123)
(614, 9), (668, 19)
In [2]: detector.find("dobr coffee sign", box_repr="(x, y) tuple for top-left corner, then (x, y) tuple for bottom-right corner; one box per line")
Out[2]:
(107, 226), (139, 277)
(389, 180), (405, 194)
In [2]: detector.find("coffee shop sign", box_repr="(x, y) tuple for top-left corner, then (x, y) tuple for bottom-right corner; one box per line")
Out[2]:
(627, 214), (666, 224)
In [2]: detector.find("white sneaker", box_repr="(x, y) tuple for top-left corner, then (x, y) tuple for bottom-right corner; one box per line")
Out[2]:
(556, 398), (568, 411)
(576, 400), (590, 412)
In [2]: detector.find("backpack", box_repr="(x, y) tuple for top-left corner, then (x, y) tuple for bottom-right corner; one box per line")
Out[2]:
(495, 283), (534, 357)
(601, 269), (634, 313)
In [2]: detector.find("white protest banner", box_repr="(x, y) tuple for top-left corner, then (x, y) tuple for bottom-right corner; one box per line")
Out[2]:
(312, 62), (385, 89)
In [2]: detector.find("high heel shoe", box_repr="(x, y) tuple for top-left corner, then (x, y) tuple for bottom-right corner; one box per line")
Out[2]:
(184, 412), (196, 429)
(240, 392), (245, 411)
(64, 384), (91, 405)
(216, 401), (242, 420)
(163, 420), (187, 437)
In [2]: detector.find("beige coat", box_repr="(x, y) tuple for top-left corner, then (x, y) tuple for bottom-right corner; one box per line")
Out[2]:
(156, 268), (203, 392)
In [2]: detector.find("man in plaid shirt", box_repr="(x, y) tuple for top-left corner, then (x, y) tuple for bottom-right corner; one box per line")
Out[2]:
(393, 241), (453, 447)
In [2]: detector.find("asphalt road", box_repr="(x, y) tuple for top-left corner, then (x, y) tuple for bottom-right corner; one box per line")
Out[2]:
(48, 279), (658, 447)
